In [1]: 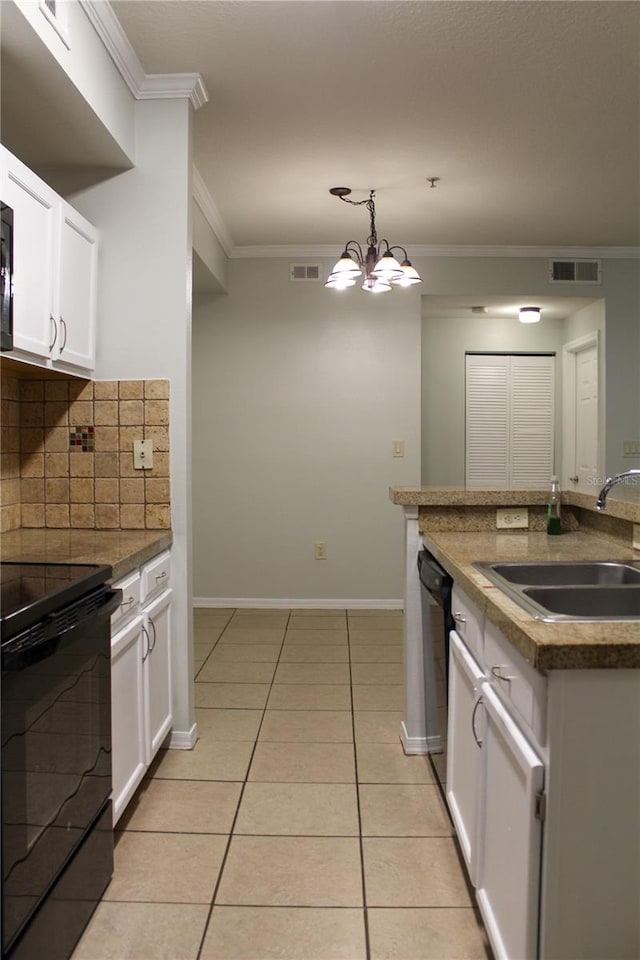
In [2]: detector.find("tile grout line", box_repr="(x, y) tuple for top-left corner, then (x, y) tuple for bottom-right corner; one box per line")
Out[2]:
(347, 613), (372, 960)
(194, 607), (292, 960)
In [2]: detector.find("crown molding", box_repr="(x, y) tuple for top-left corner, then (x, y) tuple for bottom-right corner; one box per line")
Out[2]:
(192, 167), (234, 256)
(229, 243), (640, 260)
(80, 0), (208, 109)
(139, 73), (209, 109)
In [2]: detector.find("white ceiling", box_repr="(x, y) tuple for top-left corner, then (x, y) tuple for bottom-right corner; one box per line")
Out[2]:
(421, 295), (597, 323)
(110, 0), (640, 252)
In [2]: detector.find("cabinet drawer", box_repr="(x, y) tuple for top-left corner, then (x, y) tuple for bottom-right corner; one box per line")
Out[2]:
(141, 550), (171, 604)
(111, 570), (141, 632)
(484, 620), (547, 745)
(451, 585), (484, 661)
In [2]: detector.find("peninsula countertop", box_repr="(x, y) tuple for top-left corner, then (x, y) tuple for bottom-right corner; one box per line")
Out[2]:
(422, 530), (640, 671)
(0, 528), (173, 581)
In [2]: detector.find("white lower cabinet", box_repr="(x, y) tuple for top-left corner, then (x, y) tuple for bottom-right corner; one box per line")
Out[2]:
(446, 629), (484, 883)
(475, 682), (544, 960)
(110, 551), (173, 825)
(448, 618), (545, 960)
(143, 588), (173, 762)
(446, 584), (640, 960)
(111, 615), (146, 823)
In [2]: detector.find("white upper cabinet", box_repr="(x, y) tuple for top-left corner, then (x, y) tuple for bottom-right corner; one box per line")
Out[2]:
(54, 201), (98, 369)
(1, 151), (57, 357)
(1, 145), (98, 373)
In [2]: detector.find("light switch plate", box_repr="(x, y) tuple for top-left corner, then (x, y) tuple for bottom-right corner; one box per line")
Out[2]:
(133, 438), (153, 470)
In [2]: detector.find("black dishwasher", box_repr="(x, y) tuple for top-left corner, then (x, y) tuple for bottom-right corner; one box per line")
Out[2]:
(1, 562), (121, 960)
(417, 549), (454, 797)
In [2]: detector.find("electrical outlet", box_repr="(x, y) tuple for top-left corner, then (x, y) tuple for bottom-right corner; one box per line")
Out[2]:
(133, 438), (153, 469)
(496, 508), (529, 529)
(623, 441), (640, 457)
(314, 542), (327, 560)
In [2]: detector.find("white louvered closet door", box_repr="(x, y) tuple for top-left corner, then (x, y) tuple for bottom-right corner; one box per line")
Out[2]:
(466, 354), (555, 489)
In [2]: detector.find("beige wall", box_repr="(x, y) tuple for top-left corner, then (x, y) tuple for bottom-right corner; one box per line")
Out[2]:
(192, 258), (422, 603)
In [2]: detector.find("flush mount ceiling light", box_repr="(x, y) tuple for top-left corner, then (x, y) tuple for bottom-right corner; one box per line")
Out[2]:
(519, 306), (541, 324)
(325, 187), (422, 294)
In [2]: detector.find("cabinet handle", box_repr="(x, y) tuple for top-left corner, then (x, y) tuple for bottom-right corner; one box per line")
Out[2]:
(59, 316), (67, 352)
(121, 596), (136, 609)
(148, 616), (157, 654)
(471, 695), (484, 748)
(453, 612), (466, 625)
(491, 665), (514, 686)
(155, 571), (167, 582)
(49, 315), (58, 352)
(141, 624), (151, 662)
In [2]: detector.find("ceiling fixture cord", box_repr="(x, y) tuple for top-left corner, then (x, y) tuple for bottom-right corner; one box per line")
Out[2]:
(325, 188), (422, 293)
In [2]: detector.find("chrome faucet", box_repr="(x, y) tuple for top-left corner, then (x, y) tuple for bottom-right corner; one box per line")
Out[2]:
(595, 469), (640, 510)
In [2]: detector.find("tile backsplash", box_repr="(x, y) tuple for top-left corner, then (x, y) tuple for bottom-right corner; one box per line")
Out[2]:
(0, 376), (171, 533)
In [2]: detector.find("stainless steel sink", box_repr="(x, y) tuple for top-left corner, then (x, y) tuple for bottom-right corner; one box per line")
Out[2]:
(489, 561), (640, 586)
(475, 560), (640, 621)
(523, 585), (640, 619)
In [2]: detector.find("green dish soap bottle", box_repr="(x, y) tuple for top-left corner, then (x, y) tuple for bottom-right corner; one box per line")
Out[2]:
(547, 475), (562, 535)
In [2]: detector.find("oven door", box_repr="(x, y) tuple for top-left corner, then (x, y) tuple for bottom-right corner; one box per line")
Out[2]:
(1, 589), (119, 954)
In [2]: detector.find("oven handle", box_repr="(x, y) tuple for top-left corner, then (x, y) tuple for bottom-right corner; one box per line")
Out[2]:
(2, 588), (122, 672)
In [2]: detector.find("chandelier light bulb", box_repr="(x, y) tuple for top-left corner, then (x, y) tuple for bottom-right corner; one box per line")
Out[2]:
(324, 275), (357, 290)
(391, 260), (422, 287)
(329, 251), (362, 278)
(372, 251), (404, 282)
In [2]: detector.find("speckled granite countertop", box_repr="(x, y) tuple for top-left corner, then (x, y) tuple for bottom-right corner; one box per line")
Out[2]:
(390, 486), (640, 523)
(422, 530), (640, 671)
(0, 529), (173, 581)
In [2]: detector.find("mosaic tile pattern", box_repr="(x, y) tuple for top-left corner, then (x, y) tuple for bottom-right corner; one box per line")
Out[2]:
(69, 426), (95, 451)
(0, 374), (171, 531)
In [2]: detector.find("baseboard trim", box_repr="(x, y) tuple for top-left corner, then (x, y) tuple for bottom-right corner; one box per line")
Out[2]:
(168, 723), (198, 750)
(193, 597), (404, 610)
(400, 721), (442, 756)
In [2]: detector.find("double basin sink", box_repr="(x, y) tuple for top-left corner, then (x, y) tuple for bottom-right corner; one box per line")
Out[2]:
(475, 561), (640, 621)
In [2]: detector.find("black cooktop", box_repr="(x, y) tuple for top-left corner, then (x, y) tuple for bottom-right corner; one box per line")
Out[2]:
(0, 562), (112, 641)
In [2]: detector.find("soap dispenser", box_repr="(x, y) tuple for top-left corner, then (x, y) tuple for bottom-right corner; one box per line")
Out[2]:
(546, 475), (562, 535)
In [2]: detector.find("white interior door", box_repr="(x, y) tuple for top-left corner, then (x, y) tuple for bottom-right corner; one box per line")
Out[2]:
(562, 334), (599, 493)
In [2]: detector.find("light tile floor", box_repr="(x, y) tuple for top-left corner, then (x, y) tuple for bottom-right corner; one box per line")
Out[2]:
(72, 608), (492, 960)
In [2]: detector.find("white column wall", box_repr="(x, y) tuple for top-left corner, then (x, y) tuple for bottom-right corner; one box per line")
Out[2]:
(72, 98), (194, 740)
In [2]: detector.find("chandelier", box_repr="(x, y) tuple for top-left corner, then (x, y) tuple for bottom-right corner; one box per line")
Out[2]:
(325, 187), (422, 293)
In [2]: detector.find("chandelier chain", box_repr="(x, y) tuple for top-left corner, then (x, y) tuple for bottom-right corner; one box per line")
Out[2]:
(336, 190), (378, 246)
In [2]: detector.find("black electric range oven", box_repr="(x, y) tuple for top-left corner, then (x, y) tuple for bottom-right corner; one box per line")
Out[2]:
(0, 562), (121, 960)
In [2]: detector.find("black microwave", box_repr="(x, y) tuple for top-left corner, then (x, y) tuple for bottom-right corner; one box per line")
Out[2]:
(1, 202), (14, 351)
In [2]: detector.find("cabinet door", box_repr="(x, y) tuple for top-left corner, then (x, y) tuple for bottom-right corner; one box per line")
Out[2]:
(1, 149), (56, 358)
(144, 589), (173, 763)
(446, 628), (485, 884)
(53, 201), (97, 370)
(111, 615), (146, 825)
(475, 681), (544, 960)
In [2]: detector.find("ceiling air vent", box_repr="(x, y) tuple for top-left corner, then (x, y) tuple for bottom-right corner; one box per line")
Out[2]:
(549, 259), (601, 284)
(289, 264), (321, 282)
